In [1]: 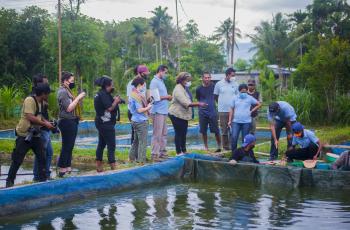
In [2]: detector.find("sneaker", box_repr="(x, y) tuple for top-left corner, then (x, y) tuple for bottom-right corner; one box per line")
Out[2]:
(215, 149), (222, 153)
(159, 154), (169, 159)
(58, 172), (66, 178)
(177, 153), (185, 156)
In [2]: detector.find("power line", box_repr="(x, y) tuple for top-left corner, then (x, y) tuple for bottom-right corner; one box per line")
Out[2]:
(178, 0), (189, 21)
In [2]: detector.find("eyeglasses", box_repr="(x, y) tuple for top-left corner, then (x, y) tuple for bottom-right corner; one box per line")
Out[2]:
(248, 84), (255, 86)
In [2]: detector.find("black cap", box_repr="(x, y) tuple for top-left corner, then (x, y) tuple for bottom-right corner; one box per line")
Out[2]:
(238, 83), (248, 91)
(269, 102), (280, 113)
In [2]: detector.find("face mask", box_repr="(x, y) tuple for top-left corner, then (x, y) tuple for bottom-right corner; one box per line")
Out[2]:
(163, 74), (167, 80)
(68, 82), (75, 89)
(140, 86), (146, 93)
(141, 73), (149, 80)
(239, 92), (247, 99)
(185, 81), (192, 87)
(110, 88), (115, 94)
(294, 132), (303, 138)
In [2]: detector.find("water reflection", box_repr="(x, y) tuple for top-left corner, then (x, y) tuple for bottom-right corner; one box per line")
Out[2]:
(1, 182), (350, 229)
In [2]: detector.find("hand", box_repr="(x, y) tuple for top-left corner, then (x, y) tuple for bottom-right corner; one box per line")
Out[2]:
(78, 92), (86, 100)
(227, 121), (231, 127)
(165, 95), (172, 101)
(44, 121), (54, 130)
(313, 155), (318, 161)
(274, 139), (279, 149)
(114, 96), (121, 104)
(198, 102), (207, 107)
(146, 104), (153, 109)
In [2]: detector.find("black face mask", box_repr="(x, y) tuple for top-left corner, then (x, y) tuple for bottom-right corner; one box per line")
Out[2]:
(68, 82), (75, 89)
(110, 88), (115, 94)
(141, 73), (149, 80)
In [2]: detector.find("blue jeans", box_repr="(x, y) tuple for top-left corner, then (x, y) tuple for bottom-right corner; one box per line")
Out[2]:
(269, 120), (293, 160)
(231, 122), (251, 151)
(33, 130), (53, 180)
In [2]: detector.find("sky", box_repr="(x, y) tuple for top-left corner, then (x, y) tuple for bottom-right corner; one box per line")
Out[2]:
(1, 0), (312, 42)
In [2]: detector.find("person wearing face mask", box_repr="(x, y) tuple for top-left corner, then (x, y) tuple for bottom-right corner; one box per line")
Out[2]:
(126, 65), (150, 144)
(168, 72), (207, 155)
(129, 77), (153, 163)
(149, 65), (172, 161)
(214, 67), (239, 150)
(57, 71), (86, 177)
(268, 101), (297, 160)
(247, 79), (262, 134)
(228, 84), (261, 152)
(285, 122), (322, 162)
(229, 134), (259, 164)
(94, 76), (122, 172)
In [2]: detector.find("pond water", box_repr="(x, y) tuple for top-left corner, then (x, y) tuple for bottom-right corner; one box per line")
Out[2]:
(0, 122), (283, 150)
(1, 181), (349, 229)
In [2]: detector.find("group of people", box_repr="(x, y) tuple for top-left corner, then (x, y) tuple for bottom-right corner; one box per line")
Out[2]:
(5, 65), (349, 188)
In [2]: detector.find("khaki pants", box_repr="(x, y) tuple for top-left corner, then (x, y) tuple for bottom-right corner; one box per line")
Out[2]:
(129, 121), (148, 163)
(151, 114), (168, 157)
(219, 112), (231, 150)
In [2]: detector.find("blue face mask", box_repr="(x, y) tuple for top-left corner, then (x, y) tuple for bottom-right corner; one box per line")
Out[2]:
(163, 74), (167, 80)
(239, 92), (247, 99)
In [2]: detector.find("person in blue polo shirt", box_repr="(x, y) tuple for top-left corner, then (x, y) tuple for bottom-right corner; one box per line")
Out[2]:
(268, 101), (297, 160)
(285, 122), (322, 162)
(228, 84), (261, 151)
(150, 65), (172, 161)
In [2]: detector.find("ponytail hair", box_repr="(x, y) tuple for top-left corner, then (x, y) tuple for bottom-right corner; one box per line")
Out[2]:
(94, 75), (113, 89)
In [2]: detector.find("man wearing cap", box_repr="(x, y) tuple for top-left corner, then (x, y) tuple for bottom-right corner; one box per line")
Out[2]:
(214, 67), (239, 150)
(247, 79), (261, 134)
(285, 122), (322, 162)
(6, 83), (54, 187)
(268, 101), (297, 160)
(126, 65), (150, 144)
(229, 134), (259, 164)
(150, 65), (172, 160)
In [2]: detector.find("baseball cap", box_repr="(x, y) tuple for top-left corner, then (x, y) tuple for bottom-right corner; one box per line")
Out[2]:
(137, 65), (150, 74)
(242, 134), (256, 147)
(292, 122), (304, 133)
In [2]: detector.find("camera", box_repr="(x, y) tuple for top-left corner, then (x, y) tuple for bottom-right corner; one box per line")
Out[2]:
(50, 120), (60, 134)
(116, 95), (126, 104)
(25, 127), (40, 143)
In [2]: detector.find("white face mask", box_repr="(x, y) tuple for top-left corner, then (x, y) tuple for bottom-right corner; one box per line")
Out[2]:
(185, 81), (192, 87)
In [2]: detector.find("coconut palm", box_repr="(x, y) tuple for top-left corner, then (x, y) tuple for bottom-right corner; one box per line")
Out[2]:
(150, 6), (172, 63)
(184, 19), (199, 42)
(131, 23), (147, 60)
(213, 18), (242, 64)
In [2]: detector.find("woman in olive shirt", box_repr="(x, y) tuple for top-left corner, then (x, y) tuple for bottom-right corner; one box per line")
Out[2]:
(168, 72), (206, 155)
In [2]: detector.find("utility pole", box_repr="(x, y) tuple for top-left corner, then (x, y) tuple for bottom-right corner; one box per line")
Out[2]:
(231, 0), (237, 65)
(175, 0), (180, 71)
(58, 0), (62, 83)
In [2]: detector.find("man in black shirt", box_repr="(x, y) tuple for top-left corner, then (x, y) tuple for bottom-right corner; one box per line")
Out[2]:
(247, 79), (261, 134)
(229, 134), (259, 164)
(196, 72), (221, 152)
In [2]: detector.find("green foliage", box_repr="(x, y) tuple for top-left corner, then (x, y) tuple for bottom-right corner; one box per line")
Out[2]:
(234, 58), (249, 71)
(0, 85), (22, 119)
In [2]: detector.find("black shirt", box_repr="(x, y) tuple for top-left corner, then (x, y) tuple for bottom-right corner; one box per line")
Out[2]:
(247, 90), (260, 118)
(230, 147), (259, 163)
(94, 89), (118, 125)
(195, 83), (216, 118)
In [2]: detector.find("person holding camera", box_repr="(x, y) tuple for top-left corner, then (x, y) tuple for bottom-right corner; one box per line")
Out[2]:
(128, 77), (152, 163)
(94, 76), (123, 172)
(57, 71), (86, 177)
(6, 83), (54, 187)
(32, 74), (56, 181)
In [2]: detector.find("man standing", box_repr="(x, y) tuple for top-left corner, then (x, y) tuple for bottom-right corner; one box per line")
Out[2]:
(6, 83), (54, 187)
(247, 79), (261, 134)
(150, 65), (172, 160)
(268, 101), (297, 160)
(126, 65), (150, 144)
(196, 72), (221, 152)
(214, 67), (239, 150)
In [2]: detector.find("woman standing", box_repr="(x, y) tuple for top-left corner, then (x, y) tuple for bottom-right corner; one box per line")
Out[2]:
(57, 71), (86, 177)
(94, 76), (122, 172)
(168, 72), (207, 155)
(228, 84), (261, 151)
(129, 77), (152, 163)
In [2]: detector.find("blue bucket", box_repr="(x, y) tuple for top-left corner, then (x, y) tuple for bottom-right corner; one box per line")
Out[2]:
(316, 163), (330, 170)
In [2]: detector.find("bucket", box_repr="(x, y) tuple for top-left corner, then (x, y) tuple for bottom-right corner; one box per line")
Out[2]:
(316, 163), (330, 170)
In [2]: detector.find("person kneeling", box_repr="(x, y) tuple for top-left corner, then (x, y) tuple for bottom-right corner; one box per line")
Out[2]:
(285, 122), (322, 162)
(332, 151), (350, 171)
(229, 134), (259, 164)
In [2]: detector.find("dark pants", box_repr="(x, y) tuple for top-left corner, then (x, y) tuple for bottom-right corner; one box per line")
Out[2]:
(7, 136), (46, 184)
(58, 119), (78, 168)
(95, 122), (116, 163)
(169, 114), (188, 154)
(270, 120), (293, 160)
(33, 130), (53, 180)
(128, 110), (135, 144)
(285, 143), (318, 161)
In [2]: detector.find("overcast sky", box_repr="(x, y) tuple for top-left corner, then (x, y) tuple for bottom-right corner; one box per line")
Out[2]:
(1, 0), (311, 42)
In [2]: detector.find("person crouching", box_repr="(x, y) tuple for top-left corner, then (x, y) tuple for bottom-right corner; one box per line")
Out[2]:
(285, 122), (322, 162)
(229, 134), (259, 164)
(128, 77), (153, 163)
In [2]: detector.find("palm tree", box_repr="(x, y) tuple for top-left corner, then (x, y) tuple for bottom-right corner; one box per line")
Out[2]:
(131, 23), (147, 60)
(213, 18), (241, 65)
(184, 19), (199, 42)
(150, 6), (172, 64)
